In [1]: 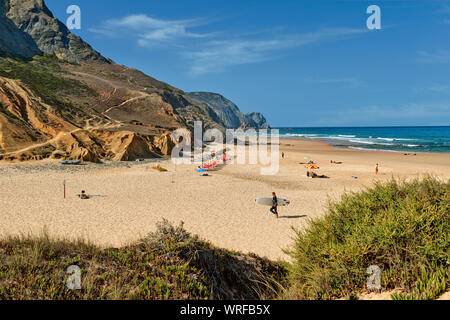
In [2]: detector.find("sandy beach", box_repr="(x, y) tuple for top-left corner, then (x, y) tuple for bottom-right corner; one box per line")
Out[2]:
(1, 139), (449, 261)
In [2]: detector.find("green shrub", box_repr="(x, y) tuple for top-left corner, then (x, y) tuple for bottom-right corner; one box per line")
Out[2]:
(286, 177), (450, 300)
(0, 56), (95, 112)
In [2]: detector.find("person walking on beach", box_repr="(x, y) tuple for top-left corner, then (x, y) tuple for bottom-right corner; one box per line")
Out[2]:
(375, 164), (379, 175)
(270, 192), (279, 219)
(282, 152), (285, 159)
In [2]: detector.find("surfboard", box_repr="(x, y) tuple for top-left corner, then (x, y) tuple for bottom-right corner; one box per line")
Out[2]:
(256, 197), (290, 207)
(60, 160), (81, 165)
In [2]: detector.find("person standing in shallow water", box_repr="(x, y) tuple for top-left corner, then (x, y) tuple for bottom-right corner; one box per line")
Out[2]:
(270, 192), (279, 219)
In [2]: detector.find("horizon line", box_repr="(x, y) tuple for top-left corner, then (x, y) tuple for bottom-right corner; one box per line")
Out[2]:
(272, 125), (450, 129)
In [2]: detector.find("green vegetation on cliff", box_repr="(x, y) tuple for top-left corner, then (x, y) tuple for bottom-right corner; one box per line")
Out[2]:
(0, 54), (95, 106)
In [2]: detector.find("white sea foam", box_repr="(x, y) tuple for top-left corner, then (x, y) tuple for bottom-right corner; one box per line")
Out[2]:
(350, 139), (394, 146)
(403, 144), (420, 147)
(349, 139), (375, 145)
(348, 147), (402, 153)
(277, 128), (450, 153)
(281, 133), (319, 137)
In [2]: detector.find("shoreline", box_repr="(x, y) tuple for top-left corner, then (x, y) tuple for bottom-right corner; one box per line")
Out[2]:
(279, 136), (450, 155)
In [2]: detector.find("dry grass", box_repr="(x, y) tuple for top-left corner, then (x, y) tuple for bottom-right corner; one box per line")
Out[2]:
(0, 220), (286, 300)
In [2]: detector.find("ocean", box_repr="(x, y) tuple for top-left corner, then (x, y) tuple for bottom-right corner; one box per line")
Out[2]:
(276, 126), (450, 154)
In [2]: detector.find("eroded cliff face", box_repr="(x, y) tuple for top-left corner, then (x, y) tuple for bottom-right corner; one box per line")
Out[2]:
(0, 75), (176, 162)
(0, 75), (75, 152)
(0, 0), (214, 162)
(0, 0), (268, 163)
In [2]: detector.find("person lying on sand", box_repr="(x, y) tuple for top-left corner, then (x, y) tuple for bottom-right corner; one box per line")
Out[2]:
(312, 173), (329, 179)
(79, 190), (89, 200)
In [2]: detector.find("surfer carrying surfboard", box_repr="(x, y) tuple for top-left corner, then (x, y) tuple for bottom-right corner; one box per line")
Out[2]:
(256, 195), (289, 217)
(270, 192), (279, 218)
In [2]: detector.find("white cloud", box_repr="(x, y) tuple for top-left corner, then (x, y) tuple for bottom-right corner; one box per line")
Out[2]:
(417, 50), (450, 63)
(90, 14), (212, 47)
(185, 28), (366, 75)
(185, 39), (281, 75)
(429, 84), (450, 93)
(92, 13), (366, 75)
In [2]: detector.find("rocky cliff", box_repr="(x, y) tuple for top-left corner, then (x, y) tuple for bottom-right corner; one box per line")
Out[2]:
(0, 0), (268, 162)
(0, 0), (41, 58)
(242, 112), (270, 129)
(186, 92), (270, 129)
(4, 0), (110, 63)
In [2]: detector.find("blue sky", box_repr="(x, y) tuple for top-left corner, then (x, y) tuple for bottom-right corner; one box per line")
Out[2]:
(46, 0), (450, 127)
